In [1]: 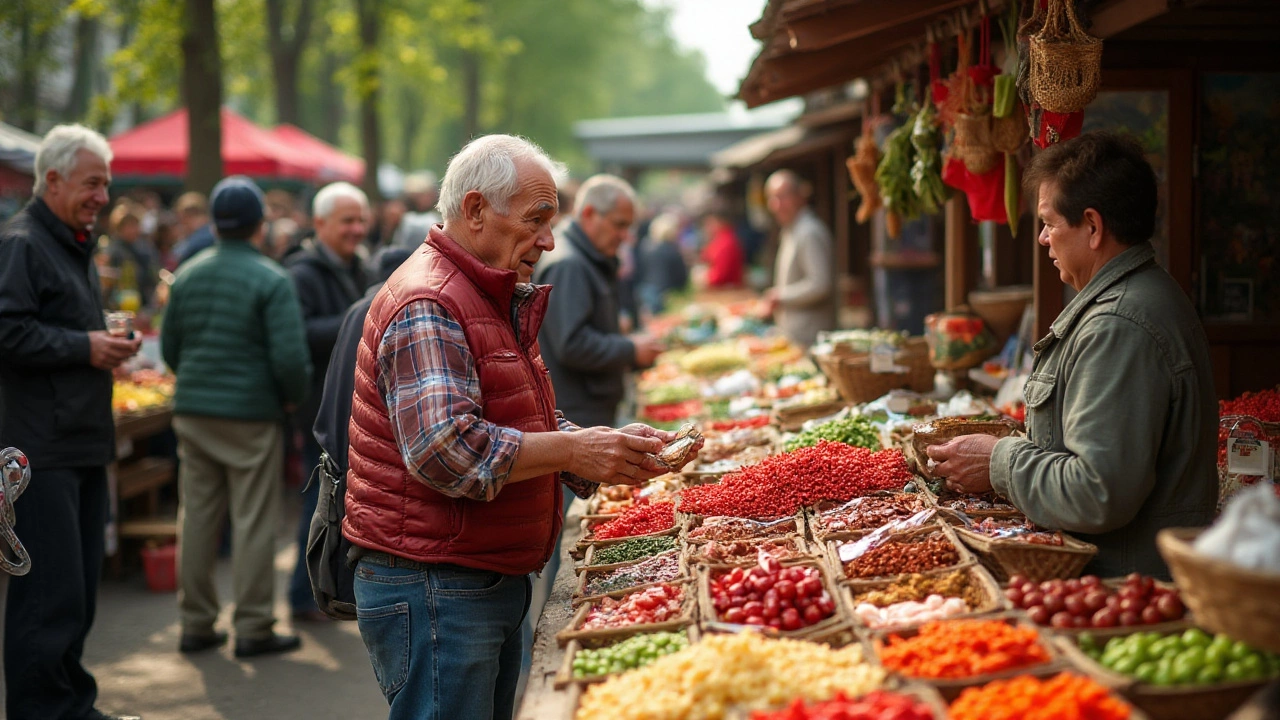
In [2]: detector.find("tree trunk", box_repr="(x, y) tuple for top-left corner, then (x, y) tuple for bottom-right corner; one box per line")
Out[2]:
(182, 0), (224, 195)
(316, 17), (343, 144)
(399, 88), (419, 170)
(266, 0), (312, 126)
(356, 0), (382, 203)
(461, 48), (480, 142)
(67, 15), (99, 122)
(16, 5), (39, 132)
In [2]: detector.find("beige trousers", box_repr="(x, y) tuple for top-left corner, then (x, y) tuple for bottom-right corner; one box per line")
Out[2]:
(173, 414), (283, 640)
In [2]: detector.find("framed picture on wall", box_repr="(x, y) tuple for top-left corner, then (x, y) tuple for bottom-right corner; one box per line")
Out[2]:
(1219, 278), (1253, 321)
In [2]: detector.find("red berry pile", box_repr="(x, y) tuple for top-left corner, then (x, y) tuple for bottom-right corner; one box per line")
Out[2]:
(581, 583), (685, 630)
(708, 416), (773, 431)
(749, 691), (936, 720)
(1006, 573), (1186, 630)
(678, 441), (913, 518)
(593, 502), (675, 540)
(1217, 388), (1280, 467)
(708, 555), (837, 631)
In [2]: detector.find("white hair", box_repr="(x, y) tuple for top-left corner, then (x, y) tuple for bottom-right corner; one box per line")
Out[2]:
(33, 124), (113, 196)
(574, 174), (636, 219)
(312, 181), (369, 219)
(437, 134), (567, 222)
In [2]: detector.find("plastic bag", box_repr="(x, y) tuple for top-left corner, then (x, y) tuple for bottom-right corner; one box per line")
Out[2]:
(1195, 484), (1280, 574)
(836, 509), (938, 563)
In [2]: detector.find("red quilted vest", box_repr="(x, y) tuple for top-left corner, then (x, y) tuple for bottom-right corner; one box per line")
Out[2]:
(343, 226), (563, 575)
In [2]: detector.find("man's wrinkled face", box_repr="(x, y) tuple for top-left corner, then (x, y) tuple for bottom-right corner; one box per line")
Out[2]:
(1037, 181), (1094, 292)
(579, 195), (635, 258)
(45, 149), (110, 231)
(472, 160), (558, 282)
(315, 196), (369, 262)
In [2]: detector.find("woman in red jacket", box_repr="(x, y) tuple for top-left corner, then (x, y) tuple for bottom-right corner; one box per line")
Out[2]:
(701, 207), (745, 288)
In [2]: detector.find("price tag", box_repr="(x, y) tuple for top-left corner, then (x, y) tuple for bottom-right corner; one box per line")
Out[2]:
(1227, 437), (1273, 478)
(870, 344), (904, 374)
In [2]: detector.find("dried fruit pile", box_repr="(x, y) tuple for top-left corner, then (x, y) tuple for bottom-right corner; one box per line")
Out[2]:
(580, 583), (685, 631)
(750, 691), (936, 720)
(840, 533), (960, 580)
(593, 502), (676, 540)
(679, 442), (913, 518)
(950, 674), (1132, 720)
(583, 551), (682, 596)
(878, 619), (1051, 679)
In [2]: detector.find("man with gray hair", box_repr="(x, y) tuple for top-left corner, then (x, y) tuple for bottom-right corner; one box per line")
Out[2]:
(0, 124), (141, 720)
(764, 169), (837, 347)
(343, 135), (691, 719)
(286, 180), (369, 621)
(534, 174), (664, 429)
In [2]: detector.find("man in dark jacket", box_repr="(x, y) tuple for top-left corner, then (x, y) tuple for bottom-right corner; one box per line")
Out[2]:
(286, 181), (368, 621)
(163, 176), (313, 658)
(533, 174), (663, 428)
(0, 124), (142, 720)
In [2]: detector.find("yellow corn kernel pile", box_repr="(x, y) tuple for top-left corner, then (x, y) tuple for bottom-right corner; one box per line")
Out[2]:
(575, 632), (885, 720)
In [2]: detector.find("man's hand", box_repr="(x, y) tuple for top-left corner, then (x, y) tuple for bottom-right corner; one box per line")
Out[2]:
(761, 287), (780, 317)
(629, 334), (665, 369)
(568, 426), (665, 486)
(925, 434), (999, 495)
(88, 330), (142, 370)
(619, 422), (706, 471)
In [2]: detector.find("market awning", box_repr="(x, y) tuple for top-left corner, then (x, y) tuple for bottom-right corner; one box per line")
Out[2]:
(109, 107), (319, 182)
(268, 124), (365, 185)
(0, 121), (41, 175)
(712, 124), (852, 170)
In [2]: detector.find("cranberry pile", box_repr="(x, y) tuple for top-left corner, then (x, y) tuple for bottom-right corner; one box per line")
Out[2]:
(592, 502), (675, 540)
(678, 442), (913, 518)
(1218, 388), (1280, 466)
(707, 555), (837, 631)
(1006, 573), (1186, 629)
(580, 583), (685, 631)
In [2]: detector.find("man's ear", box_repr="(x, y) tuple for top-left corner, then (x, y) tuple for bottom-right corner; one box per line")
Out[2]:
(44, 169), (60, 193)
(461, 190), (486, 231)
(1083, 208), (1106, 250)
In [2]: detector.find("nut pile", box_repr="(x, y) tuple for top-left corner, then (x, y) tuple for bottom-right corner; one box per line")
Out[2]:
(841, 534), (960, 580)
(853, 570), (984, 609)
(591, 535), (679, 566)
(815, 494), (926, 534)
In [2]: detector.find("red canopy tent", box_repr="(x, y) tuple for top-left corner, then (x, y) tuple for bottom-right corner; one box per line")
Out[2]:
(268, 124), (365, 185)
(109, 107), (319, 182)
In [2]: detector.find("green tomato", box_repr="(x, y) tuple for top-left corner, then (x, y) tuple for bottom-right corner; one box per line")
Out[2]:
(1225, 661), (1250, 682)
(1230, 640), (1254, 662)
(1152, 667), (1176, 686)
(1134, 662), (1158, 684)
(1148, 638), (1173, 657)
(1113, 656), (1140, 675)
(1205, 643), (1231, 666)
(1239, 654), (1265, 679)
(1180, 646), (1206, 667)
(1196, 664), (1224, 685)
(1105, 637), (1126, 653)
(1182, 628), (1212, 648)
(1172, 657), (1200, 684)
(1078, 632), (1099, 654)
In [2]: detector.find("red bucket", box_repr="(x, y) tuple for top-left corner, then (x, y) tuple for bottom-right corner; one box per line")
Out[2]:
(141, 543), (177, 593)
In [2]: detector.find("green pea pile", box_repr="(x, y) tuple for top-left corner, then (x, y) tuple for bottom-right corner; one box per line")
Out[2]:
(571, 632), (690, 678)
(785, 415), (881, 452)
(1081, 628), (1280, 686)
(591, 536), (678, 566)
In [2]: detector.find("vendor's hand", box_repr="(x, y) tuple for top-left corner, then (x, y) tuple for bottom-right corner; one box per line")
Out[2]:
(630, 334), (664, 369)
(89, 330), (142, 370)
(926, 434), (999, 495)
(568, 426), (665, 486)
(761, 287), (780, 317)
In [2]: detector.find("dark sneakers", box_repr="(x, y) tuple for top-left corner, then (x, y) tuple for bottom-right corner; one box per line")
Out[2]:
(234, 633), (302, 659)
(178, 630), (228, 654)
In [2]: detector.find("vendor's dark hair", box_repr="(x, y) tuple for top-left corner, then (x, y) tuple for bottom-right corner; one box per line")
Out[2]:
(1024, 131), (1157, 245)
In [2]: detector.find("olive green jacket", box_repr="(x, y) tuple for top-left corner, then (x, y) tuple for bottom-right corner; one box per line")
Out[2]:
(990, 242), (1217, 579)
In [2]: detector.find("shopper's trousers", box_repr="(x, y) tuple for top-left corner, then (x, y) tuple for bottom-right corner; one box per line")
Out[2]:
(4, 465), (107, 720)
(174, 414), (283, 640)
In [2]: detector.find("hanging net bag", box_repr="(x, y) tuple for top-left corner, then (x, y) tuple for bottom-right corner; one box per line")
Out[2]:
(1029, 0), (1102, 113)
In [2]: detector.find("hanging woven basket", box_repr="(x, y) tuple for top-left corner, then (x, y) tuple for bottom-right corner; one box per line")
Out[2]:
(991, 109), (1028, 154)
(953, 112), (998, 175)
(1029, 0), (1103, 113)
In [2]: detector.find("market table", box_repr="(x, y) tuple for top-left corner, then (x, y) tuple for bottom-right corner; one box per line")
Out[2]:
(517, 498), (588, 720)
(109, 405), (177, 558)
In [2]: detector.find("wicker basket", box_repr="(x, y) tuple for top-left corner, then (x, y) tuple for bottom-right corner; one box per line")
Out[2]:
(816, 338), (934, 405)
(920, 481), (1024, 519)
(554, 625), (700, 690)
(556, 580), (696, 646)
(723, 682), (949, 720)
(954, 525), (1097, 583)
(827, 523), (977, 584)
(866, 612), (1065, 700)
(1029, 0), (1103, 113)
(910, 418), (1021, 481)
(1158, 527), (1280, 654)
(1053, 634), (1269, 720)
(991, 110), (1029, 154)
(772, 398), (848, 432)
(954, 112), (998, 175)
(841, 563), (1011, 634)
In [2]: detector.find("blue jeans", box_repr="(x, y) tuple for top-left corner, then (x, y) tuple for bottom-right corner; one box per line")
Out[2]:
(354, 558), (532, 720)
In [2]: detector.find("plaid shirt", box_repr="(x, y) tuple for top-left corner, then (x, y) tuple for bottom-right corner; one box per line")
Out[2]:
(378, 286), (597, 502)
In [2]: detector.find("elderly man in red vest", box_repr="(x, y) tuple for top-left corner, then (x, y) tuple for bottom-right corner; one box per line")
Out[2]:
(343, 134), (684, 720)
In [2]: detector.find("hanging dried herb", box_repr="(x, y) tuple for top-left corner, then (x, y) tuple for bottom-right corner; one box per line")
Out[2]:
(876, 120), (918, 236)
(910, 103), (947, 215)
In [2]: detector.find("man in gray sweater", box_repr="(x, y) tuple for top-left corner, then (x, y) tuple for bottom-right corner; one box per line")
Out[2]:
(533, 175), (663, 428)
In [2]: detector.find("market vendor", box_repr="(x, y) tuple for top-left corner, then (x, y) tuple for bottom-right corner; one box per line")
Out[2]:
(763, 170), (837, 348)
(926, 132), (1217, 579)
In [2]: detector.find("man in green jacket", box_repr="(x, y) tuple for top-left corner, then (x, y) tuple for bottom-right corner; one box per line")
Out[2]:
(162, 176), (313, 657)
(928, 132), (1217, 579)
